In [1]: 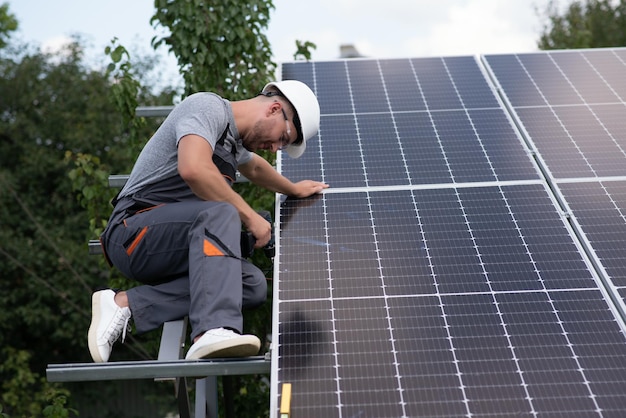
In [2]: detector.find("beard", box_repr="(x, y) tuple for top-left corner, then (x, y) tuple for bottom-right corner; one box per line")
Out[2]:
(242, 119), (272, 152)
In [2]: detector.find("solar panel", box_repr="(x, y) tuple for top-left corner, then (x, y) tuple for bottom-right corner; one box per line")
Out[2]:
(271, 49), (626, 417)
(484, 49), (626, 311)
(281, 58), (540, 187)
(483, 49), (626, 179)
(559, 180), (626, 297)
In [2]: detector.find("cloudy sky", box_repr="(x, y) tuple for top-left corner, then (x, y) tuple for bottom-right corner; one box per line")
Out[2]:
(269, 0), (549, 60)
(6, 0), (552, 84)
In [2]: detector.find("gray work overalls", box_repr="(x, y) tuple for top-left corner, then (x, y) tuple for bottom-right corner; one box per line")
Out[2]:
(100, 130), (267, 340)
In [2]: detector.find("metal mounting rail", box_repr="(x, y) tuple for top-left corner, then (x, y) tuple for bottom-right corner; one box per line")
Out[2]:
(107, 172), (248, 189)
(135, 105), (174, 118)
(46, 356), (270, 382)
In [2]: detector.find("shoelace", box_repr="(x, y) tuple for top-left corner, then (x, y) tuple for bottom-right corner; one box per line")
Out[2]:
(104, 308), (131, 344)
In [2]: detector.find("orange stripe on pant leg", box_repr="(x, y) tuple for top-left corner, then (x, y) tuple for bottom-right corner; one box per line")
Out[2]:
(126, 226), (148, 256)
(204, 239), (225, 256)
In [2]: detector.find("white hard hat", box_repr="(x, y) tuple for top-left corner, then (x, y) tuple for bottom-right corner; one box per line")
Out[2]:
(263, 80), (320, 158)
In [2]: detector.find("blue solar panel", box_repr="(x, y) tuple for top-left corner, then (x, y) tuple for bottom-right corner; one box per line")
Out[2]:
(272, 49), (626, 417)
(281, 57), (539, 187)
(378, 59), (427, 112)
(484, 48), (626, 308)
(559, 180), (626, 289)
(484, 49), (626, 179)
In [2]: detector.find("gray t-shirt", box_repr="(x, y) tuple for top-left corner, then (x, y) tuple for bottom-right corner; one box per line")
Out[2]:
(117, 92), (252, 200)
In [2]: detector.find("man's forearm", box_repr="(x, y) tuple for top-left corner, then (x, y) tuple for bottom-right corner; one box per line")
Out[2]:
(241, 155), (298, 195)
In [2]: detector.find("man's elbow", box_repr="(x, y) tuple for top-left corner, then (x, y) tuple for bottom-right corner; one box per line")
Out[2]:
(179, 163), (220, 192)
(178, 164), (201, 184)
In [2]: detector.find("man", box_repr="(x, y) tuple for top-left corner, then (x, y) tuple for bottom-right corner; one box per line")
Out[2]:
(88, 80), (328, 363)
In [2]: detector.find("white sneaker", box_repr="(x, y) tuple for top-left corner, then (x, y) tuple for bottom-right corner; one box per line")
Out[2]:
(185, 328), (261, 360)
(88, 289), (131, 363)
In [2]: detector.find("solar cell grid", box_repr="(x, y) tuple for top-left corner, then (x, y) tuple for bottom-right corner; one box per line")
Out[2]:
(559, 181), (626, 289)
(355, 113), (411, 187)
(519, 53), (586, 106)
(549, 52), (622, 104)
(584, 49), (626, 102)
(465, 109), (537, 181)
(439, 56), (500, 109)
(316, 115), (364, 187)
(281, 58), (539, 187)
(378, 59), (427, 112)
(394, 112), (456, 184)
(484, 49), (626, 180)
(429, 111), (497, 182)
(273, 49), (626, 417)
(346, 60), (391, 114)
(484, 48), (626, 309)
(410, 57), (464, 111)
(551, 106), (626, 177)
(514, 107), (598, 178)
(310, 61), (353, 115)
(483, 54), (547, 107)
(274, 183), (623, 416)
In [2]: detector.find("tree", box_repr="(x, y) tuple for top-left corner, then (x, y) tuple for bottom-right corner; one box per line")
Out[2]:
(538, 0), (626, 49)
(0, 33), (177, 416)
(151, 0), (276, 98)
(0, 3), (18, 49)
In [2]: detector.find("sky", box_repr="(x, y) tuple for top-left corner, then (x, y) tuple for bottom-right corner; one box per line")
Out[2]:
(6, 0), (552, 87)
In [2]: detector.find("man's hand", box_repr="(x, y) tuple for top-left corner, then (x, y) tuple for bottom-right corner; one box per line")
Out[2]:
(290, 180), (329, 198)
(246, 211), (272, 248)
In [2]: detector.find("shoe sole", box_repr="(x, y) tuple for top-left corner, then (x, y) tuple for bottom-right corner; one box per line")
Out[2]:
(186, 335), (261, 360)
(87, 291), (105, 363)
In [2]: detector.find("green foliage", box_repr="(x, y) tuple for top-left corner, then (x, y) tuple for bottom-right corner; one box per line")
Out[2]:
(105, 39), (147, 142)
(105, 40), (140, 121)
(538, 0), (626, 49)
(0, 3), (18, 49)
(0, 30), (174, 417)
(66, 152), (117, 236)
(42, 395), (78, 418)
(63, 40), (155, 239)
(0, 40), (118, 392)
(0, 348), (77, 417)
(294, 40), (317, 61)
(151, 0), (277, 98)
